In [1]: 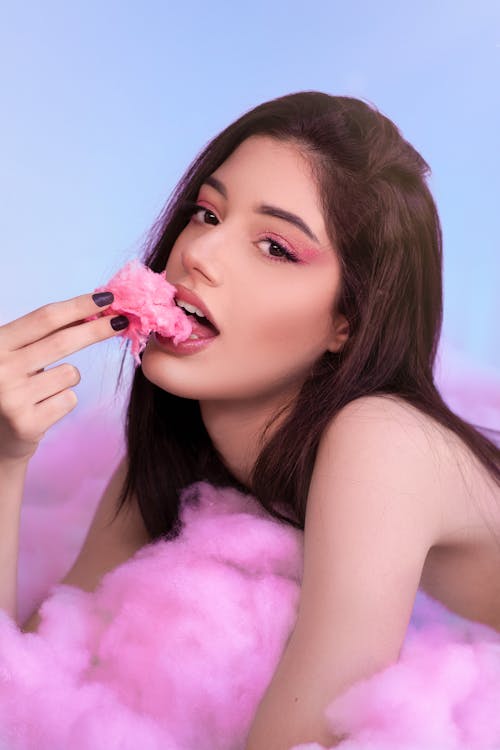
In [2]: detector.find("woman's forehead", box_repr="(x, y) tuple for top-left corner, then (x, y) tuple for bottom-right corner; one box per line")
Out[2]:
(205, 138), (329, 245)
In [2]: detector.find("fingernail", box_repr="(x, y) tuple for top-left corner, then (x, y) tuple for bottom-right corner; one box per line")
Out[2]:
(93, 291), (114, 307)
(110, 315), (129, 331)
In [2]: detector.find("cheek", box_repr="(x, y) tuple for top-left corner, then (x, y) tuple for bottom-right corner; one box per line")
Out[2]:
(231, 296), (332, 360)
(163, 250), (180, 276)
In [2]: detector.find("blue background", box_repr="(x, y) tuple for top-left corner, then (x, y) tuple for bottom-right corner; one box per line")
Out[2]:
(1, 0), (498, 418)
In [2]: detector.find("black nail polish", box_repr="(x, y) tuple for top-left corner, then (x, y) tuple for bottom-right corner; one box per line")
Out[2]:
(93, 291), (114, 307)
(110, 315), (129, 331)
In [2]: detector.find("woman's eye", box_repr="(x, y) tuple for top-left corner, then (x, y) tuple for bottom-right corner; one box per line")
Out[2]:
(182, 201), (299, 264)
(257, 238), (300, 264)
(190, 204), (218, 226)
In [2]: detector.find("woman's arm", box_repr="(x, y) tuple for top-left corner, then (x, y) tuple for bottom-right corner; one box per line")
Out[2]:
(21, 454), (149, 633)
(0, 291), (126, 629)
(0, 459), (29, 621)
(244, 395), (447, 750)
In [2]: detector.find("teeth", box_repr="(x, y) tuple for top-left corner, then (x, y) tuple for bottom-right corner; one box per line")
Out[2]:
(175, 299), (206, 318)
(188, 334), (200, 340)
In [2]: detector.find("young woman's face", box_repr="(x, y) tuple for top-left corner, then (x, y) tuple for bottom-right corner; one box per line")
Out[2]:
(141, 135), (348, 404)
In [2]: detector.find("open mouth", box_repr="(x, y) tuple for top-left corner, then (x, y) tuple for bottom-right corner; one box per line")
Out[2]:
(175, 301), (220, 337)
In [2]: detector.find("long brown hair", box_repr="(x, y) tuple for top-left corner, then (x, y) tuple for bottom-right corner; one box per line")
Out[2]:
(112, 91), (499, 540)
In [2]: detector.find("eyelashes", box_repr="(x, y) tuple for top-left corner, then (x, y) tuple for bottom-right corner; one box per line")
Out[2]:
(179, 200), (300, 264)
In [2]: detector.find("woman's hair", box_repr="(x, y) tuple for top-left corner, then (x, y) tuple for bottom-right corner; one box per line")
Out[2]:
(112, 91), (500, 541)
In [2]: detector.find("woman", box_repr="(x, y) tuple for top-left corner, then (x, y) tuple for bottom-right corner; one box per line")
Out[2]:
(2, 91), (500, 749)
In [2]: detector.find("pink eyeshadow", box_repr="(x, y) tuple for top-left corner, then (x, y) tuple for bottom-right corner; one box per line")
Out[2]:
(283, 238), (327, 263)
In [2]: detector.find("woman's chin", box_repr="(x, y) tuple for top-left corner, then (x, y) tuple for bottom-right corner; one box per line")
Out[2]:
(140, 350), (207, 399)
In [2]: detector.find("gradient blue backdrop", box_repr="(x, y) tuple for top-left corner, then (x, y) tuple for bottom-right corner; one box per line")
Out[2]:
(1, 0), (498, 412)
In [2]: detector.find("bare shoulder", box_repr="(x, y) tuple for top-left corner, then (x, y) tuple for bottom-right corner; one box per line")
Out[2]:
(333, 392), (491, 466)
(323, 393), (499, 546)
(306, 391), (450, 561)
(311, 393), (456, 550)
(338, 393), (499, 487)
(332, 392), (449, 443)
(305, 391), (455, 569)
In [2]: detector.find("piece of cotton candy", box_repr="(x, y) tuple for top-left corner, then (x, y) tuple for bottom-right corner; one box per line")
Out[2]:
(86, 259), (193, 365)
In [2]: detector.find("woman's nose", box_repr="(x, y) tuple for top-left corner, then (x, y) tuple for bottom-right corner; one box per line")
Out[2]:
(181, 232), (224, 283)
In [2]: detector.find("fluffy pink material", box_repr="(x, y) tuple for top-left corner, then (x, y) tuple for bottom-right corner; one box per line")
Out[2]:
(13, 411), (303, 749)
(86, 259), (193, 365)
(7, 352), (500, 749)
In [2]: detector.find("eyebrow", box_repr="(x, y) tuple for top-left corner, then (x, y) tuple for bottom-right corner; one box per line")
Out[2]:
(202, 175), (320, 244)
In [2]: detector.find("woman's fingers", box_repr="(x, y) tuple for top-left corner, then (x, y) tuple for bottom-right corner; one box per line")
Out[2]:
(0, 290), (126, 463)
(13, 313), (126, 376)
(34, 387), (79, 432)
(0, 293), (114, 352)
(30, 363), (81, 405)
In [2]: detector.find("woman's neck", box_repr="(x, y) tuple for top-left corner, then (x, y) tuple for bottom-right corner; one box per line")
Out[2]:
(199, 389), (297, 486)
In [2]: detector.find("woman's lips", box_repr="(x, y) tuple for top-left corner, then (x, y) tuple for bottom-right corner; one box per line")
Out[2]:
(154, 315), (220, 354)
(154, 329), (219, 354)
(173, 283), (220, 333)
(184, 316), (220, 339)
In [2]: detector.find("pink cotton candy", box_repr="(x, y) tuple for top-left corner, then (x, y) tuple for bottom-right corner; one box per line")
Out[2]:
(13, 409), (304, 749)
(86, 259), (193, 365)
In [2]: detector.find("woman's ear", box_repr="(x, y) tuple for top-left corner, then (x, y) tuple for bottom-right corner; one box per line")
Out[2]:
(327, 314), (349, 353)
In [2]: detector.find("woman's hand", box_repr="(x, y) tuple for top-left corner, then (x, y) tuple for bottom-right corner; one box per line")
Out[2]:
(0, 292), (129, 465)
